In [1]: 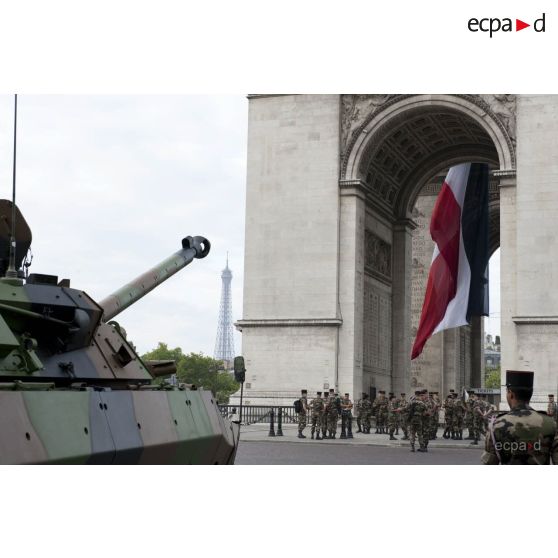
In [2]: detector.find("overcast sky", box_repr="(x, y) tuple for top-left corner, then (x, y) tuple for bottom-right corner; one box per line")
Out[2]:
(0, 94), (500, 357)
(0, 95), (247, 356)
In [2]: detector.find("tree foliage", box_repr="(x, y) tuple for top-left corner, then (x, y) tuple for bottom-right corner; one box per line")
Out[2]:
(141, 343), (239, 403)
(485, 366), (501, 389)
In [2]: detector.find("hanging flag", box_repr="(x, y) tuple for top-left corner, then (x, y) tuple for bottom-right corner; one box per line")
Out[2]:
(411, 162), (489, 360)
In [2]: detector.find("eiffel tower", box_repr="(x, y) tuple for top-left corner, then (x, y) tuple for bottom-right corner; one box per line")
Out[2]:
(214, 255), (235, 368)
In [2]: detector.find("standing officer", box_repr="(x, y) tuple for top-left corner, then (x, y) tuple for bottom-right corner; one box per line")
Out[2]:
(408, 390), (427, 452)
(360, 393), (372, 433)
(340, 393), (354, 439)
(452, 393), (464, 440)
(464, 390), (476, 439)
(297, 389), (308, 439)
(355, 394), (363, 433)
(547, 394), (557, 423)
(398, 393), (409, 440)
(326, 388), (339, 439)
(442, 392), (454, 439)
(310, 391), (324, 440)
(387, 394), (399, 440)
(482, 370), (557, 465)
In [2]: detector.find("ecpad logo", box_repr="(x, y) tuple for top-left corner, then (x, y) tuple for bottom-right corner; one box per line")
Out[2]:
(468, 13), (546, 37)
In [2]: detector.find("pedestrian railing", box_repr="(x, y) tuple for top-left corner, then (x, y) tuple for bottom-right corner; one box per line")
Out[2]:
(219, 404), (303, 425)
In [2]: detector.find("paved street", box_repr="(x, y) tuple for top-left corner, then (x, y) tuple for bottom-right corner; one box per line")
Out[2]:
(234, 424), (483, 464)
(236, 440), (481, 464)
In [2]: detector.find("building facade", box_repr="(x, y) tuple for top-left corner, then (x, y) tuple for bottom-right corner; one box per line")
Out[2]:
(236, 94), (558, 408)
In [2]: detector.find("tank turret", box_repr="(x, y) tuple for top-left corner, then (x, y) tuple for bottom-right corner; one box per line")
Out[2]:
(0, 202), (238, 464)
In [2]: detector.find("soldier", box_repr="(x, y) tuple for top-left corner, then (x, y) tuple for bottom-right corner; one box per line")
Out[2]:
(321, 392), (329, 439)
(471, 394), (485, 445)
(373, 390), (388, 433)
(429, 392), (440, 439)
(407, 390), (427, 452)
(452, 393), (464, 440)
(442, 392), (454, 439)
(387, 394), (400, 440)
(464, 390), (476, 439)
(355, 394), (363, 432)
(326, 388), (339, 439)
(297, 389), (308, 439)
(398, 393), (409, 440)
(340, 393), (354, 439)
(482, 370), (557, 465)
(547, 394), (557, 423)
(420, 389), (432, 451)
(360, 393), (372, 434)
(310, 391), (325, 440)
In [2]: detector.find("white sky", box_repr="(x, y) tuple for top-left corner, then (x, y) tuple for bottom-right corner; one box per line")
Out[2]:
(0, 95), (248, 356)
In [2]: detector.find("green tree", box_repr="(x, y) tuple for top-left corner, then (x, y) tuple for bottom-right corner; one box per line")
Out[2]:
(141, 343), (240, 403)
(485, 366), (501, 389)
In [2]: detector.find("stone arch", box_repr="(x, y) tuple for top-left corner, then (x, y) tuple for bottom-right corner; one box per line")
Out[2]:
(342, 95), (516, 187)
(337, 94), (513, 395)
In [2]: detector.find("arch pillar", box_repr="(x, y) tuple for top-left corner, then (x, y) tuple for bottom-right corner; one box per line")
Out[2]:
(391, 218), (416, 395)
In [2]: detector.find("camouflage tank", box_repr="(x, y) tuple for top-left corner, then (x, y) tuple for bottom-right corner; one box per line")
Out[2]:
(0, 200), (239, 464)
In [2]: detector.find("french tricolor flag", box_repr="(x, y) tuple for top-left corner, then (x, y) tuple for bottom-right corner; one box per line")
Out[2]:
(411, 163), (489, 360)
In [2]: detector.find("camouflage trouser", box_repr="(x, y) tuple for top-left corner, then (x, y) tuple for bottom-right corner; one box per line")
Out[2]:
(400, 414), (408, 437)
(327, 411), (338, 435)
(378, 409), (388, 428)
(409, 419), (424, 448)
(341, 412), (352, 435)
(452, 414), (463, 434)
(430, 414), (439, 437)
(388, 413), (398, 434)
(464, 413), (473, 433)
(445, 412), (453, 429)
(321, 412), (328, 435)
(361, 412), (371, 431)
(311, 414), (320, 434)
(472, 415), (483, 440)
(298, 412), (307, 433)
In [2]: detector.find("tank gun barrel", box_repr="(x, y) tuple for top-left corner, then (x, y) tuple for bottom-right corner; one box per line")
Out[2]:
(99, 236), (210, 321)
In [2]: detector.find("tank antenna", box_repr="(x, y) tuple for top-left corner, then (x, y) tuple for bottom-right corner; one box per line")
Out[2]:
(6, 94), (18, 278)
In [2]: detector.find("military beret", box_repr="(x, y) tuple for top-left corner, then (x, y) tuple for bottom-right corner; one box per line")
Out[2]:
(301, 389), (307, 393)
(504, 370), (534, 389)
(549, 394), (555, 397)
(329, 388), (335, 392)
(388, 392), (394, 396)
(317, 391), (322, 395)
(400, 393), (406, 396)
(379, 390), (385, 394)
(449, 389), (455, 392)
(414, 390), (421, 395)
(344, 393), (349, 396)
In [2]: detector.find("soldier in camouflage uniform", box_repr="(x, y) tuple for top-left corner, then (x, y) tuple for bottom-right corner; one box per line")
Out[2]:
(407, 390), (428, 452)
(547, 394), (557, 423)
(429, 392), (440, 439)
(398, 393), (409, 440)
(464, 390), (476, 439)
(310, 391), (325, 440)
(482, 370), (557, 465)
(360, 393), (372, 433)
(421, 389), (433, 451)
(326, 389), (339, 439)
(340, 393), (354, 439)
(355, 394), (363, 432)
(471, 393), (485, 445)
(452, 393), (464, 440)
(387, 394), (400, 440)
(297, 389), (308, 439)
(442, 392), (454, 439)
(373, 391), (388, 433)
(321, 392), (329, 439)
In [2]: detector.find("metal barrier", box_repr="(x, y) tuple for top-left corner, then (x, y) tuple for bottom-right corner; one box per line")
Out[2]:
(219, 404), (302, 425)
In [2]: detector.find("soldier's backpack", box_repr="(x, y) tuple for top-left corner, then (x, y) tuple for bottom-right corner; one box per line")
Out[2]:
(294, 399), (303, 413)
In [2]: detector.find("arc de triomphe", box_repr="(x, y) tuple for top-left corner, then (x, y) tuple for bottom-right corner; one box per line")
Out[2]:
(236, 94), (558, 407)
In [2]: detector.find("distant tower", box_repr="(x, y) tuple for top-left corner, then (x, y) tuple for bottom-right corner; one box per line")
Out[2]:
(214, 255), (235, 367)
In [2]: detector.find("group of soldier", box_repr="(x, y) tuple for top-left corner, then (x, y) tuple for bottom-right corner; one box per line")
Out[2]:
(295, 386), (540, 454)
(295, 371), (558, 463)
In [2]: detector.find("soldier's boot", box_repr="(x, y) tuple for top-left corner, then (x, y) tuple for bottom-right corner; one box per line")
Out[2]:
(442, 428), (448, 439)
(417, 447), (427, 452)
(340, 428), (347, 439)
(402, 433), (409, 440)
(347, 431), (353, 439)
(459, 430), (463, 440)
(332, 432), (336, 439)
(316, 432), (321, 440)
(356, 419), (362, 433)
(389, 433), (397, 440)
(410, 443), (415, 452)
(297, 432), (306, 439)
(356, 427), (362, 433)
(311, 431), (315, 439)
(375, 428), (379, 434)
